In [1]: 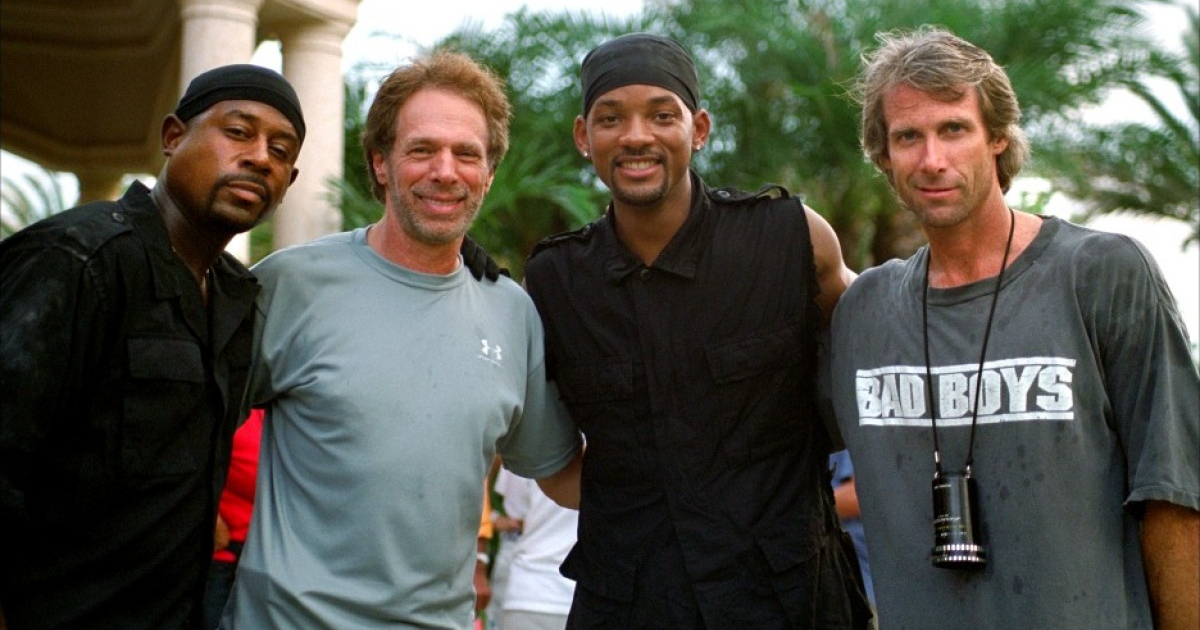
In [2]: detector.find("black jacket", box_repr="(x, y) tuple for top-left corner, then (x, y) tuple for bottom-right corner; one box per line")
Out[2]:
(0, 182), (259, 630)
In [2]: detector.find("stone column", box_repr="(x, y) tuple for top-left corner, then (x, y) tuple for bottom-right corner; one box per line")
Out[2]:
(74, 171), (125, 204)
(271, 20), (351, 249)
(178, 0), (263, 261)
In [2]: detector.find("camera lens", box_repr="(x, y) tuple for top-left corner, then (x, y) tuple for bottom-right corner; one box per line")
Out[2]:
(931, 472), (987, 570)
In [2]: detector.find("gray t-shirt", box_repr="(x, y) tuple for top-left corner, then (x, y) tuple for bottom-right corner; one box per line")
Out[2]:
(223, 228), (580, 630)
(830, 217), (1198, 629)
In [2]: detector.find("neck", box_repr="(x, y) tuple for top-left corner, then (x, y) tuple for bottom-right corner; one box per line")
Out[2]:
(925, 200), (1035, 289)
(611, 177), (694, 266)
(366, 217), (462, 275)
(151, 182), (226, 296)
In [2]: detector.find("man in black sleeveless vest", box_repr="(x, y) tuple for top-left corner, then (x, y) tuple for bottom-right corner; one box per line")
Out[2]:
(524, 33), (869, 630)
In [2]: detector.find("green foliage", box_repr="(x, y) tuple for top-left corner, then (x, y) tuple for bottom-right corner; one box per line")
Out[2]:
(333, 0), (1179, 272)
(655, 0), (1156, 267)
(336, 75), (384, 231)
(435, 10), (649, 278)
(1035, 1), (1198, 247)
(1, 165), (71, 238)
(337, 17), (627, 278)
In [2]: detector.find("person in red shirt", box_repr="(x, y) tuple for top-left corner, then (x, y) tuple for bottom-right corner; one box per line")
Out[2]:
(204, 409), (264, 628)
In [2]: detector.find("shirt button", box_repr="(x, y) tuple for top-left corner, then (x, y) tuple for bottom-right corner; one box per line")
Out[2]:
(638, 268), (651, 281)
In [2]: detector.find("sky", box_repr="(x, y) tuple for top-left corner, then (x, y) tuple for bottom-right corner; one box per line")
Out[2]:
(339, 0), (644, 75)
(2, 0), (1196, 346)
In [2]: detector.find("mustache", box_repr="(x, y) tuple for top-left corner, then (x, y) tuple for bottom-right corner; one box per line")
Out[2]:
(609, 148), (666, 170)
(615, 148), (663, 159)
(910, 174), (960, 188)
(213, 173), (273, 207)
(411, 184), (470, 199)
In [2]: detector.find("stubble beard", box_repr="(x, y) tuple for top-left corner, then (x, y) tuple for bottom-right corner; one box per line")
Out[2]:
(205, 174), (275, 234)
(607, 155), (671, 209)
(894, 176), (975, 231)
(389, 185), (481, 246)
(904, 198), (970, 230)
(612, 179), (671, 209)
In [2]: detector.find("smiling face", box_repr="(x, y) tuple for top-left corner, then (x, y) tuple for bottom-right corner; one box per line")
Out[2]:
(372, 88), (493, 247)
(575, 84), (710, 214)
(879, 83), (1008, 230)
(162, 99), (301, 236)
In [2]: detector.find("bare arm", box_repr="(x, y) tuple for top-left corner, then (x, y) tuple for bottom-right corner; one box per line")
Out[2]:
(1142, 500), (1199, 630)
(804, 205), (856, 326)
(214, 514), (231, 552)
(537, 448), (583, 510)
(833, 477), (862, 522)
(474, 486), (493, 615)
(474, 535), (491, 615)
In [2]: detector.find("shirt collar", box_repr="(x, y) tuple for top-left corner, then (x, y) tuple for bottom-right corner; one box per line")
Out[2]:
(598, 170), (710, 282)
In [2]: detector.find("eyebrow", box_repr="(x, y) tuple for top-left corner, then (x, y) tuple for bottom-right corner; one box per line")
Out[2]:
(890, 116), (975, 136)
(403, 136), (486, 153)
(225, 108), (301, 144)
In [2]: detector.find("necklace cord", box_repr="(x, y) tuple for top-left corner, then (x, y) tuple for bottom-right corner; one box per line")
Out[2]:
(922, 208), (1016, 478)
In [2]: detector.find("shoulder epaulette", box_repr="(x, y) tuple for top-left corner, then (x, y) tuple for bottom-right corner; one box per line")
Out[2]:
(6, 201), (135, 256)
(707, 183), (801, 204)
(66, 202), (137, 252)
(528, 221), (599, 260)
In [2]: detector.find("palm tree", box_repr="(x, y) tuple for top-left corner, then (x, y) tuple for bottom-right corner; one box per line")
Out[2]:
(334, 74), (383, 231)
(657, 0), (1162, 267)
(334, 20), (622, 279)
(1, 165), (72, 238)
(437, 9), (644, 278)
(1036, 2), (1198, 247)
(336, 0), (1171, 272)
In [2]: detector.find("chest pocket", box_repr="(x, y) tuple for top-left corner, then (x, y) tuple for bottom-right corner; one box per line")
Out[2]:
(705, 321), (803, 384)
(704, 322), (810, 467)
(122, 336), (208, 476)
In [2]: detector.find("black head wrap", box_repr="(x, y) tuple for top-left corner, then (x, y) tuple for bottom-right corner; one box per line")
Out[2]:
(175, 64), (306, 144)
(580, 33), (700, 116)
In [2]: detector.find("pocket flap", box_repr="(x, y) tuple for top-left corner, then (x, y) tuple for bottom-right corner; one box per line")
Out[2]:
(705, 322), (802, 385)
(128, 336), (204, 382)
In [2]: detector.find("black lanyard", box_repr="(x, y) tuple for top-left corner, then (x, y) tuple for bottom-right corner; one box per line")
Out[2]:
(921, 208), (1016, 477)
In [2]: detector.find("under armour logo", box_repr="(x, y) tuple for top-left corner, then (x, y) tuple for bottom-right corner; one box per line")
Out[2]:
(480, 339), (503, 364)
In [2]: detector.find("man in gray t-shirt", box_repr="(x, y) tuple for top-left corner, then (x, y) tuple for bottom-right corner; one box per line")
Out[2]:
(221, 52), (583, 630)
(831, 27), (1198, 629)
